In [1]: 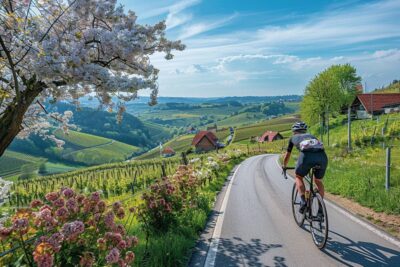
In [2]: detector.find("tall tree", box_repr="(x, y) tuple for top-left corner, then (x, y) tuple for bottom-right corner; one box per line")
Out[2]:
(328, 64), (361, 150)
(0, 0), (184, 156)
(300, 68), (342, 133)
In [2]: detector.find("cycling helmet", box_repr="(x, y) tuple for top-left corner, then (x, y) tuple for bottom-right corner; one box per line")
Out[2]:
(292, 121), (308, 132)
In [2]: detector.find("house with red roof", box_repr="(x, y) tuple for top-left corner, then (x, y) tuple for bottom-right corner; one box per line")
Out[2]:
(259, 131), (283, 142)
(162, 147), (176, 157)
(192, 131), (219, 153)
(351, 93), (400, 118)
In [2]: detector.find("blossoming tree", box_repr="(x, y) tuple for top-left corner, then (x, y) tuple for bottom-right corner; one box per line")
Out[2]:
(0, 0), (185, 156)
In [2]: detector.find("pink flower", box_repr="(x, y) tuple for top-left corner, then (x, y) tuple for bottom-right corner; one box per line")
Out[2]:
(30, 199), (43, 209)
(48, 232), (64, 252)
(125, 251), (135, 264)
(0, 227), (13, 240)
(76, 194), (85, 204)
(105, 248), (120, 264)
(62, 221), (85, 241)
(12, 218), (29, 233)
(62, 188), (75, 199)
(117, 240), (127, 249)
(90, 192), (101, 203)
(55, 207), (69, 219)
(116, 207), (125, 219)
(97, 238), (106, 250)
(159, 198), (166, 206)
(104, 211), (115, 229)
(45, 192), (59, 202)
(126, 236), (139, 248)
(112, 201), (122, 212)
(53, 198), (65, 208)
(113, 224), (126, 235)
(97, 200), (106, 213)
(105, 232), (122, 244)
(66, 198), (78, 213)
(33, 242), (54, 267)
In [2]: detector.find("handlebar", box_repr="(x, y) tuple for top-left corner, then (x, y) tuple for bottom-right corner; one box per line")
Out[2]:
(282, 166), (295, 179)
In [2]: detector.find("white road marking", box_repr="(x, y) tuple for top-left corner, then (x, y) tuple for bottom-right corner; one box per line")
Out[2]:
(274, 157), (400, 249)
(204, 164), (242, 267)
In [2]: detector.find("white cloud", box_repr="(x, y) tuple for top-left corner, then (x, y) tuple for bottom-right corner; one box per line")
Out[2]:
(178, 13), (238, 39)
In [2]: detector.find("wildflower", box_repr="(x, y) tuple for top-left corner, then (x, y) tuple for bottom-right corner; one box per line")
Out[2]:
(90, 192), (101, 203)
(45, 192), (59, 202)
(116, 207), (125, 219)
(105, 248), (120, 264)
(66, 198), (78, 213)
(62, 221), (85, 241)
(79, 252), (95, 267)
(30, 199), (43, 209)
(114, 224), (126, 235)
(117, 240), (127, 249)
(33, 242), (54, 267)
(0, 227), (13, 240)
(112, 201), (122, 212)
(76, 194), (85, 204)
(12, 218), (29, 234)
(47, 232), (64, 252)
(55, 207), (69, 219)
(104, 211), (115, 229)
(126, 236), (138, 248)
(97, 200), (106, 213)
(53, 198), (65, 208)
(62, 188), (75, 199)
(125, 251), (135, 264)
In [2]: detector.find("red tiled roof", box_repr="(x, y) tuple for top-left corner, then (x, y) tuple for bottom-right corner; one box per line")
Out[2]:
(192, 131), (218, 146)
(162, 147), (175, 154)
(260, 131), (281, 142)
(357, 93), (400, 113)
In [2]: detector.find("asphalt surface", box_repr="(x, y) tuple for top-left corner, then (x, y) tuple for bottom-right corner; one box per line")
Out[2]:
(189, 154), (400, 267)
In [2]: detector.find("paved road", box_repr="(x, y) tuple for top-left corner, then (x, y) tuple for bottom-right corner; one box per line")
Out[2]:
(192, 154), (400, 267)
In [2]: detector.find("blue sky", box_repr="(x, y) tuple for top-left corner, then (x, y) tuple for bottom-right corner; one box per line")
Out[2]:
(119, 0), (400, 97)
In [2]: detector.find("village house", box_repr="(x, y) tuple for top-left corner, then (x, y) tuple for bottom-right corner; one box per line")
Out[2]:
(259, 131), (283, 142)
(206, 124), (218, 133)
(162, 147), (176, 157)
(350, 93), (400, 119)
(192, 131), (220, 153)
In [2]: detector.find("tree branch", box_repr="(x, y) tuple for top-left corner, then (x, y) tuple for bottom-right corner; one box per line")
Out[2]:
(0, 35), (20, 100)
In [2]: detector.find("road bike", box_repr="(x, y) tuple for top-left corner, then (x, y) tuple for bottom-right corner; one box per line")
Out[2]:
(282, 166), (329, 249)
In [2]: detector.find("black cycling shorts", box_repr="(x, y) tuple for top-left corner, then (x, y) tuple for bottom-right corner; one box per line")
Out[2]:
(295, 151), (328, 179)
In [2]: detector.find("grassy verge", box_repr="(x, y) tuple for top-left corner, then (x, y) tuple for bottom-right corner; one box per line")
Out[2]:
(130, 157), (243, 267)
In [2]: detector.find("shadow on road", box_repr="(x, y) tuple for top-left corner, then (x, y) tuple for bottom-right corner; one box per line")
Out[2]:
(215, 237), (286, 267)
(323, 230), (400, 267)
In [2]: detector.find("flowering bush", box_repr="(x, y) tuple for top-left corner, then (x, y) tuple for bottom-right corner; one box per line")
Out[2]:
(0, 188), (138, 267)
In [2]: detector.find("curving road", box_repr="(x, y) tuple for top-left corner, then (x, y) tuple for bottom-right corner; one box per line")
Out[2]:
(189, 154), (400, 267)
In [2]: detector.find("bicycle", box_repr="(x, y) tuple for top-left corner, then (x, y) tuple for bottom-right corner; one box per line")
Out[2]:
(282, 166), (329, 249)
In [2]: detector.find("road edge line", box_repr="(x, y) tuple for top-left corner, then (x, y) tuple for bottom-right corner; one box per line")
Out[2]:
(274, 157), (400, 249)
(204, 164), (242, 267)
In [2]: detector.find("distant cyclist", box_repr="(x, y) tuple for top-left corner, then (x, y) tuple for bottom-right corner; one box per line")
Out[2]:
(282, 121), (328, 216)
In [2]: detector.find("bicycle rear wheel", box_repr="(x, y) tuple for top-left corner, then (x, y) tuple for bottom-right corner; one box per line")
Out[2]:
(310, 193), (329, 249)
(291, 183), (305, 227)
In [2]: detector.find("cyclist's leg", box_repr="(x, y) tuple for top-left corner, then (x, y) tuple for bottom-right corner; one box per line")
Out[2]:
(314, 178), (324, 198)
(295, 175), (306, 196)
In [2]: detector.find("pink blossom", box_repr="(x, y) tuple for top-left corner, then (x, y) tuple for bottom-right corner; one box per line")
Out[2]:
(105, 248), (120, 264)
(97, 200), (106, 213)
(76, 194), (85, 204)
(0, 227), (13, 240)
(12, 218), (29, 233)
(125, 251), (135, 264)
(66, 198), (78, 213)
(62, 188), (75, 199)
(116, 207), (125, 219)
(45, 192), (59, 202)
(30, 199), (44, 209)
(112, 201), (122, 212)
(126, 236), (139, 248)
(53, 198), (65, 208)
(113, 224), (126, 235)
(79, 252), (95, 267)
(117, 240), (127, 249)
(97, 238), (106, 250)
(62, 221), (85, 241)
(55, 207), (69, 219)
(90, 192), (101, 203)
(104, 211), (115, 229)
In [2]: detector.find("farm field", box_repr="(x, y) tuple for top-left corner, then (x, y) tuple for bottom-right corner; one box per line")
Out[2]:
(0, 151), (45, 178)
(54, 129), (111, 148)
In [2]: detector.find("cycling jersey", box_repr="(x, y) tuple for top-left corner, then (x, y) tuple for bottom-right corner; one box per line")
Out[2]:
(287, 133), (324, 153)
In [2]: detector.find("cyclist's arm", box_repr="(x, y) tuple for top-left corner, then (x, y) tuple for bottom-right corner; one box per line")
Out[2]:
(283, 138), (294, 168)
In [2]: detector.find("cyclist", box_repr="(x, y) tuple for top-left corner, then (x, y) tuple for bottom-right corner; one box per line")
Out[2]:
(282, 121), (328, 216)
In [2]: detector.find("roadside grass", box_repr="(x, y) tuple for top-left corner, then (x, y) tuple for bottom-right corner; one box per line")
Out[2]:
(130, 158), (241, 267)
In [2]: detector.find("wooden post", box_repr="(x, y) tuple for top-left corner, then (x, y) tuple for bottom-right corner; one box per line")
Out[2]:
(348, 106), (352, 151)
(161, 161), (166, 177)
(181, 152), (188, 165)
(386, 147), (391, 191)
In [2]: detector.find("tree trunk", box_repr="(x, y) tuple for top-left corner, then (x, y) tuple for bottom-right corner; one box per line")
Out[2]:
(347, 105), (352, 151)
(0, 83), (44, 157)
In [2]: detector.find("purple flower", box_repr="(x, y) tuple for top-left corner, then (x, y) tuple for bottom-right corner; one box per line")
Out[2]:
(62, 221), (85, 241)
(62, 188), (75, 199)
(45, 192), (59, 202)
(90, 192), (101, 203)
(104, 211), (115, 229)
(55, 207), (69, 219)
(66, 198), (78, 213)
(30, 199), (43, 209)
(105, 248), (120, 264)
(53, 198), (65, 208)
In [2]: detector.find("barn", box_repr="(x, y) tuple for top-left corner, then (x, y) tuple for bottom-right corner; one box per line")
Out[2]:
(192, 131), (219, 153)
(259, 131), (283, 142)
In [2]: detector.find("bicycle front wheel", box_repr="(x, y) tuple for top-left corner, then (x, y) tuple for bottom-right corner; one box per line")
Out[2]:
(310, 193), (329, 249)
(291, 183), (305, 227)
